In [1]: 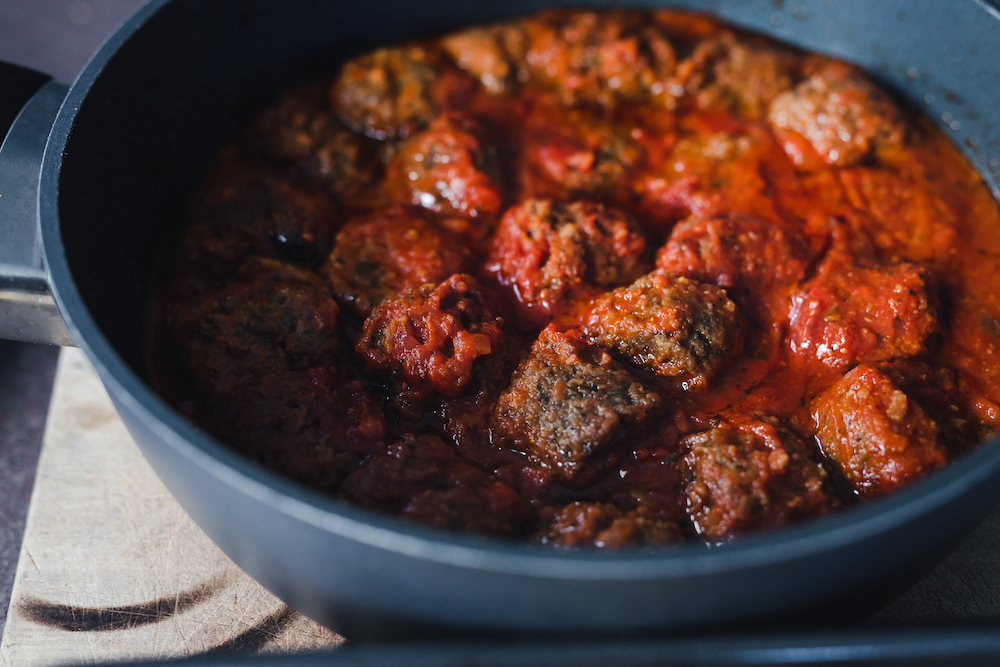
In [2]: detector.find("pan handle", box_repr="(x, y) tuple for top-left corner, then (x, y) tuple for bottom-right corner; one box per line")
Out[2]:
(0, 63), (74, 346)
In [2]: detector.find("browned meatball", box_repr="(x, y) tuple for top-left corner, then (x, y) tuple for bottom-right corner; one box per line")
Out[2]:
(811, 363), (950, 498)
(384, 114), (503, 220)
(442, 22), (528, 96)
(677, 421), (838, 541)
(535, 501), (682, 549)
(331, 46), (440, 140)
(492, 326), (662, 483)
(212, 366), (387, 494)
(356, 274), (508, 417)
(582, 272), (745, 392)
(668, 32), (796, 119)
(838, 168), (959, 263)
(166, 260), (343, 400)
(339, 434), (529, 536)
(769, 62), (907, 168)
(789, 262), (938, 373)
(486, 199), (649, 328)
(523, 9), (677, 108)
(321, 208), (474, 317)
(522, 100), (646, 199)
(248, 83), (374, 204)
(655, 215), (811, 323)
(173, 157), (338, 292)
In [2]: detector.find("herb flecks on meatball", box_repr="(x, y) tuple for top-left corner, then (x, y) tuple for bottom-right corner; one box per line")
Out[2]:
(582, 272), (745, 392)
(492, 326), (662, 483)
(678, 420), (838, 540)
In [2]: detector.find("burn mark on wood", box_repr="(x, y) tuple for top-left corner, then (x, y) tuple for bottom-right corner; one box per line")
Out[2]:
(15, 577), (221, 632)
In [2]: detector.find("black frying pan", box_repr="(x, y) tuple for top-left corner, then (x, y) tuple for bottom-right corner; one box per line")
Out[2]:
(4, 0), (1000, 641)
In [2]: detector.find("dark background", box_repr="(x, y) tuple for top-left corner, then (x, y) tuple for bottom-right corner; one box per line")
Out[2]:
(0, 0), (146, 637)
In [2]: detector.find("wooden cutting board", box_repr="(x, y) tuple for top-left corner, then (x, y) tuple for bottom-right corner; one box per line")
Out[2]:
(0, 348), (343, 665)
(5, 348), (1000, 665)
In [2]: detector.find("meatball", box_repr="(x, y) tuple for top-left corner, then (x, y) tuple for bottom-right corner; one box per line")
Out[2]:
(811, 363), (951, 498)
(677, 421), (838, 541)
(173, 157), (338, 291)
(331, 46), (439, 140)
(769, 62), (907, 168)
(535, 501), (682, 549)
(656, 215), (811, 323)
(582, 272), (745, 392)
(522, 9), (677, 108)
(668, 32), (795, 119)
(639, 124), (795, 226)
(384, 114), (503, 220)
(321, 209), (474, 317)
(486, 199), (649, 328)
(442, 22), (528, 96)
(339, 434), (529, 536)
(838, 168), (959, 263)
(166, 261), (343, 400)
(357, 274), (507, 416)
(522, 101), (646, 199)
(492, 326), (662, 483)
(789, 262), (938, 372)
(212, 366), (387, 494)
(248, 83), (374, 204)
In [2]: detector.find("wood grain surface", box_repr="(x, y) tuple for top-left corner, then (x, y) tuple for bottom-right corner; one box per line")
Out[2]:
(0, 348), (342, 665)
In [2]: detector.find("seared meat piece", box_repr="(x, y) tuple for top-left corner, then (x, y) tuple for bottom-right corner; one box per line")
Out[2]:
(656, 215), (811, 324)
(321, 208), (473, 317)
(535, 501), (682, 549)
(339, 434), (529, 536)
(487, 199), (648, 328)
(582, 272), (745, 392)
(669, 32), (796, 119)
(331, 46), (439, 140)
(213, 366), (387, 495)
(789, 262), (938, 372)
(166, 260), (343, 399)
(522, 100), (646, 199)
(769, 62), (907, 168)
(357, 274), (507, 416)
(492, 326), (662, 483)
(248, 83), (374, 204)
(173, 157), (337, 292)
(678, 421), (838, 541)
(812, 364), (946, 498)
(522, 9), (677, 108)
(442, 22), (528, 96)
(838, 168), (959, 263)
(384, 114), (503, 220)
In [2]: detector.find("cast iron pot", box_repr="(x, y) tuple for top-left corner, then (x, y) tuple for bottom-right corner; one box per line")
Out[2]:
(4, 0), (1000, 640)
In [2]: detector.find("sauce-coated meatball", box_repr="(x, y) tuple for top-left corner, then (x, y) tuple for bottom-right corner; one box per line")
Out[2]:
(357, 274), (508, 416)
(582, 272), (745, 392)
(789, 262), (938, 372)
(677, 421), (837, 540)
(321, 209), (474, 317)
(487, 199), (648, 328)
(769, 62), (907, 168)
(384, 114), (503, 219)
(492, 326), (662, 483)
(811, 363), (949, 498)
